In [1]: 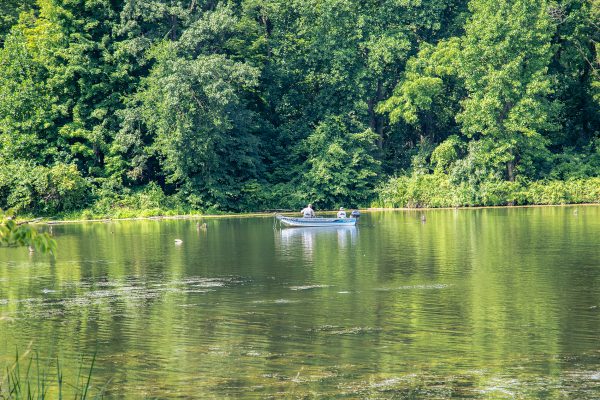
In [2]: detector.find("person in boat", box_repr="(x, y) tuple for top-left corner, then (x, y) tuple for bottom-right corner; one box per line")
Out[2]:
(301, 204), (316, 218)
(337, 207), (346, 218)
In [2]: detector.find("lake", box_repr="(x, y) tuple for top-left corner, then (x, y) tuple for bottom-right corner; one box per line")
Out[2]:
(1, 207), (599, 398)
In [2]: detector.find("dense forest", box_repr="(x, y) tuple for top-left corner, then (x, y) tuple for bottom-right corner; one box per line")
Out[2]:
(0, 0), (598, 216)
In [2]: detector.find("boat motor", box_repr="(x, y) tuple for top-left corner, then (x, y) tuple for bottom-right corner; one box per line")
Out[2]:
(351, 210), (361, 218)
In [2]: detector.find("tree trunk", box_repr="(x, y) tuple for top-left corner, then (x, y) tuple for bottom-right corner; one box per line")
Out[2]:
(506, 146), (518, 182)
(369, 81), (384, 149)
(261, 14), (272, 58)
(507, 160), (515, 182)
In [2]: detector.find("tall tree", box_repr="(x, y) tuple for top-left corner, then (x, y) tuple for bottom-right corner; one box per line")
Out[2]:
(377, 38), (464, 151)
(130, 5), (261, 209)
(303, 115), (381, 208)
(0, 2), (66, 164)
(456, 0), (559, 181)
(546, 0), (600, 151)
(588, 0), (600, 106)
(110, 0), (205, 185)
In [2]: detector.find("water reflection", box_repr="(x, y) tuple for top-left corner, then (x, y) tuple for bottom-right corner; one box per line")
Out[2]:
(1, 208), (600, 398)
(276, 226), (358, 257)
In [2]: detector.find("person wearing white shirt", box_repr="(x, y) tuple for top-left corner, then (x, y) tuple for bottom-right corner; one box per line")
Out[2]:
(301, 204), (315, 218)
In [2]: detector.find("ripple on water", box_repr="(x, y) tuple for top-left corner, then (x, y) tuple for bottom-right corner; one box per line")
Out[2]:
(341, 372), (485, 398)
(5, 275), (249, 320)
(370, 377), (402, 388)
(289, 285), (330, 291)
(308, 325), (382, 335)
(252, 299), (300, 304)
(374, 283), (450, 291)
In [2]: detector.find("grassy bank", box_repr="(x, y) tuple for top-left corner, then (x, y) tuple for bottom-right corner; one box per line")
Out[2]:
(373, 174), (600, 208)
(6, 175), (600, 224)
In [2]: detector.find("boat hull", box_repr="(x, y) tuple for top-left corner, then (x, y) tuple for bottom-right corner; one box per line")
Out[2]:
(276, 215), (357, 227)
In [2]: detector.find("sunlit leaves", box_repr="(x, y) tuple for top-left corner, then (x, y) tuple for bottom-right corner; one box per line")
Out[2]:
(0, 0), (598, 213)
(456, 0), (558, 180)
(304, 115), (380, 208)
(0, 210), (56, 254)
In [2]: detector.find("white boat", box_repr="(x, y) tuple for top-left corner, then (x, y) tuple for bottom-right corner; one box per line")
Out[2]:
(275, 214), (357, 227)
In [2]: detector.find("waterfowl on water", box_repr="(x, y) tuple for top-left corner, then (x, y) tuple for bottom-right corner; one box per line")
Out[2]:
(174, 239), (183, 245)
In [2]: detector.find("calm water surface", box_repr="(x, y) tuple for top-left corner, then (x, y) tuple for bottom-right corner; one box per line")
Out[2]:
(1, 207), (600, 398)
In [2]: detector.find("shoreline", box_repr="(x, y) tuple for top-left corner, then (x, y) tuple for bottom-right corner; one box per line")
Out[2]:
(367, 203), (599, 211)
(28, 203), (599, 225)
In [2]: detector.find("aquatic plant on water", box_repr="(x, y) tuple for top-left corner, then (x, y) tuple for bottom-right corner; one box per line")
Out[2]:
(0, 350), (101, 399)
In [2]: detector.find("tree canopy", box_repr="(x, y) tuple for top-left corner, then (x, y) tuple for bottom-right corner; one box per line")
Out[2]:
(0, 0), (598, 213)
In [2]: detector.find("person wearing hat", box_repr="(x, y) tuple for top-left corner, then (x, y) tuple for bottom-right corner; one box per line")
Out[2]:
(301, 204), (316, 218)
(337, 207), (346, 218)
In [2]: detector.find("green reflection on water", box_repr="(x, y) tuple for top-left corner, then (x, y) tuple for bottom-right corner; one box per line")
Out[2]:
(1, 207), (600, 398)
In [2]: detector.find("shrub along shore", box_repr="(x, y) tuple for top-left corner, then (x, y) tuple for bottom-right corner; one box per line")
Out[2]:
(374, 175), (600, 209)
(9, 175), (597, 224)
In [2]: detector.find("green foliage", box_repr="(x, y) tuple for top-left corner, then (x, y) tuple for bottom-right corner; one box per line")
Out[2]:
(456, 0), (559, 181)
(375, 173), (600, 208)
(0, 0), (36, 38)
(375, 173), (460, 208)
(525, 178), (600, 204)
(0, 0), (598, 214)
(43, 163), (91, 213)
(119, 4), (263, 211)
(0, 161), (89, 214)
(0, 209), (56, 253)
(0, 27), (55, 163)
(430, 135), (463, 173)
(303, 115), (381, 208)
(0, 350), (98, 399)
(84, 182), (185, 219)
(587, 0), (600, 106)
(547, 141), (600, 179)
(377, 39), (462, 131)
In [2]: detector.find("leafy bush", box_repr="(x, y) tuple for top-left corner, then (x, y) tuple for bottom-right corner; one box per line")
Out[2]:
(375, 173), (600, 208)
(375, 173), (463, 208)
(523, 178), (600, 204)
(0, 161), (90, 214)
(430, 135), (463, 173)
(546, 144), (600, 180)
(41, 164), (90, 213)
(303, 115), (381, 209)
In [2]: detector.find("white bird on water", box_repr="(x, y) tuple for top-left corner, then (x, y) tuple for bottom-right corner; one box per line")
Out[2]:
(174, 239), (183, 245)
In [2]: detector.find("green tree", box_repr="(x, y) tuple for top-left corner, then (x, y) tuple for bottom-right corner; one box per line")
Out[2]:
(377, 38), (463, 153)
(0, 29), (53, 162)
(456, 0), (558, 181)
(587, 0), (600, 106)
(544, 0), (600, 153)
(108, 0), (205, 184)
(130, 5), (262, 209)
(0, 3), (67, 164)
(303, 115), (380, 208)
